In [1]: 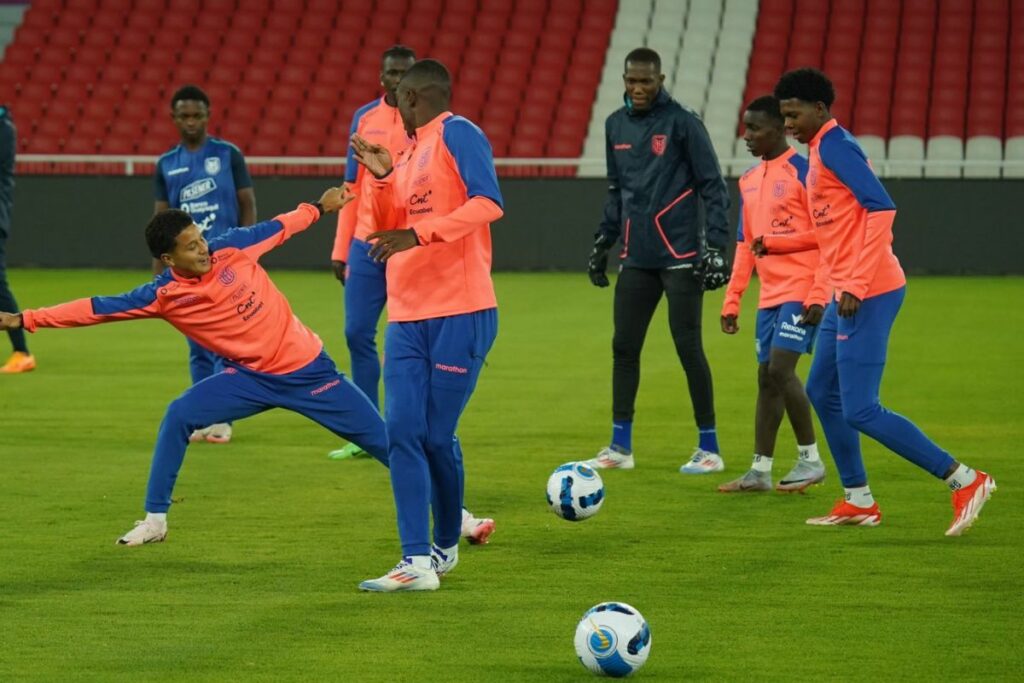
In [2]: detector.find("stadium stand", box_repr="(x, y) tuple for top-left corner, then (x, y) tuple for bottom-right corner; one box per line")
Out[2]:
(0, 0), (1020, 178)
(0, 0), (615, 176)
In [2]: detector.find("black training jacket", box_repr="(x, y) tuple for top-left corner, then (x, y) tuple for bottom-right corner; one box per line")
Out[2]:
(597, 89), (730, 269)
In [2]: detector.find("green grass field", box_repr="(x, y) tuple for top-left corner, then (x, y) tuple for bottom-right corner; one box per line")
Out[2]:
(1, 270), (1022, 682)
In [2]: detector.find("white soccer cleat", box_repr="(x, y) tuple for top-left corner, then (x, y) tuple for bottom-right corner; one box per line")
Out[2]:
(117, 518), (168, 546)
(359, 558), (440, 592)
(460, 512), (495, 545)
(430, 544), (459, 577)
(205, 423), (232, 444)
(586, 447), (635, 470)
(680, 448), (725, 474)
(189, 426), (212, 443)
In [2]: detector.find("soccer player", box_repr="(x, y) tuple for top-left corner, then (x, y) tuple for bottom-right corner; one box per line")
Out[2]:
(0, 188), (402, 546)
(717, 96), (829, 493)
(586, 47), (731, 474)
(154, 84), (257, 444)
(326, 47), (495, 548)
(327, 45), (415, 460)
(0, 105), (34, 373)
(773, 68), (995, 534)
(348, 59), (502, 591)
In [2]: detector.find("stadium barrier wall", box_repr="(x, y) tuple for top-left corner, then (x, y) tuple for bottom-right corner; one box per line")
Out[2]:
(5, 177), (1023, 274)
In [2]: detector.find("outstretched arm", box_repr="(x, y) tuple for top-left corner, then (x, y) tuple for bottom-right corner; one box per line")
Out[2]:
(10, 281), (166, 332)
(207, 187), (353, 261)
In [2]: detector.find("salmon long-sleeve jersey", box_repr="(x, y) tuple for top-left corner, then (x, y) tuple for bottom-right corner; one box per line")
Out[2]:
(22, 204), (327, 375)
(800, 119), (904, 301)
(365, 111), (503, 322)
(332, 97), (412, 263)
(722, 147), (829, 317)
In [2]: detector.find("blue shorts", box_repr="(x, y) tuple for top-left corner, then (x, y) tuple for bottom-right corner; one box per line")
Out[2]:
(754, 301), (819, 363)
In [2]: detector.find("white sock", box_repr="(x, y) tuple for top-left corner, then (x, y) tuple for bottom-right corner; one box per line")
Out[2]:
(145, 512), (167, 525)
(797, 443), (820, 462)
(751, 454), (773, 472)
(844, 486), (875, 508)
(461, 508), (472, 524)
(438, 543), (458, 557)
(944, 464), (977, 491)
(409, 555), (431, 570)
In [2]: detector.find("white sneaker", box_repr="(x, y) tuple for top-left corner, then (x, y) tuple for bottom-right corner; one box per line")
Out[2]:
(205, 423), (232, 444)
(430, 544), (459, 577)
(359, 558), (440, 592)
(117, 518), (168, 546)
(587, 447), (635, 469)
(680, 448), (725, 474)
(460, 512), (495, 545)
(189, 426), (212, 443)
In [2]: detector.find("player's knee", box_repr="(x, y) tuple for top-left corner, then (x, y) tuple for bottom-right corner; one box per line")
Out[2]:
(612, 336), (641, 360)
(164, 397), (199, 430)
(757, 366), (776, 392)
(842, 400), (880, 431)
(766, 362), (795, 389)
(805, 378), (829, 409)
(385, 417), (425, 447)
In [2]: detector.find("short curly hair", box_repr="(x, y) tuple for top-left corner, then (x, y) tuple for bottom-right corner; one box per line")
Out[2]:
(773, 68), (835, 108)
(745, 95), (784, 125)
(146, 209), (194, 258)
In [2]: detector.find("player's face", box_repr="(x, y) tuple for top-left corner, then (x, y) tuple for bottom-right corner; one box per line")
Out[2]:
(163, 224), (211, 276)
(743, 110), (784, 158)
(778, 98), (822, 144)
(623, 61), (664, 112)
(381, 56), (415, 102)
(171, 100), (209, 145)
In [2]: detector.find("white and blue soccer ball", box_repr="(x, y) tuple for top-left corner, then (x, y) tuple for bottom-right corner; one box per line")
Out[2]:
(574, 602), (651, 677)
(546, 461), (605, 521)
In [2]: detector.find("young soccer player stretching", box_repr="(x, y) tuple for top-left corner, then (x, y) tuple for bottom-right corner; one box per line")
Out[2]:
(773, 68), (995, 534)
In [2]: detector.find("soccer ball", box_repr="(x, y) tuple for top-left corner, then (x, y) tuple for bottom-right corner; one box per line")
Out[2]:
(574, 602), (651, 677)
(546, 461), (604, 521)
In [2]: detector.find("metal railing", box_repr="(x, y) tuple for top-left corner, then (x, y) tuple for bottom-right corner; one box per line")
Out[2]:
(13, 154), (1024, 178)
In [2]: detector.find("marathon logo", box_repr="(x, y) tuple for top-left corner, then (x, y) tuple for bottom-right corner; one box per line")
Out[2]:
(435, 363), (468, 374)
(311, 379), (341, 396)
(180, 178), (217, 202)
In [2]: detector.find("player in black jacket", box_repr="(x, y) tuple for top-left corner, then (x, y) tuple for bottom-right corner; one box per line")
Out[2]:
(0, 105), (33, 374)
(587, 48), (730, 474)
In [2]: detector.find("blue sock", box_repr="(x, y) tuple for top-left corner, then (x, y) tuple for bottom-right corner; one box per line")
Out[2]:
(698, 427), (719, 454)
(611, 420), (633, 453)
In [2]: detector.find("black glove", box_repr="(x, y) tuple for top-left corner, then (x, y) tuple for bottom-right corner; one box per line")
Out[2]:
(587, 234), (616, 288)
(696, 246), (730, 291)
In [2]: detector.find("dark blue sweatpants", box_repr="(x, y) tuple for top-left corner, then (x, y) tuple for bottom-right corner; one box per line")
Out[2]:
(806, 287), (955, 487)
(384, 309), (498, 556)
(343, 238), (388, 409)
(145, 350), (388, 512)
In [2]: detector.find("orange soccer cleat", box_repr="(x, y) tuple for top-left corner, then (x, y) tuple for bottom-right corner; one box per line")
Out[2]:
(0, 351), (36, 373)
(806, 499), (882, 527)
(946, 471), (997, 537)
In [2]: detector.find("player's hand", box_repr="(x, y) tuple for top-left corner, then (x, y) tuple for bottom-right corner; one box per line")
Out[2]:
(331, 260), (347, 285)
(721, 314), (738, 334)
(838, 292), (861, 318)
(351, 134), (393, 179)
(318, 186), (355, 213)
(800, 304), (824, 325)
(696, 246), (730, 291)
(751, 236), (768, 257)
(366, 228), (419, 262)
(0, 312), (23, 330)
(587, 234), (615, 287)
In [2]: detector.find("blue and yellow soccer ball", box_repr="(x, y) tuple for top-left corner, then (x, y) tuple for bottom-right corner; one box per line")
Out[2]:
(574, 602), (652, 677)
(546, 461), (605, 521)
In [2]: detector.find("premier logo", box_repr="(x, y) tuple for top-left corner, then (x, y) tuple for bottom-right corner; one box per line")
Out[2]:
(180, 178), (217, 202)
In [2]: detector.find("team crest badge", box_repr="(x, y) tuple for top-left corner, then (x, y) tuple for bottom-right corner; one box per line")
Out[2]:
(204, 157), (221, 175)
(218, 265), (236, 286)
(773, 181), (786, 197)
(651, 135), (667, 156)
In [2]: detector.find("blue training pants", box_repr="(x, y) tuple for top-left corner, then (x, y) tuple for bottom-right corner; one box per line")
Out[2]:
(384, 308), (498, 556)
(806, 287), (955, 487)
(144, 350), (388, 512)
(343, 238), (388, 410)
